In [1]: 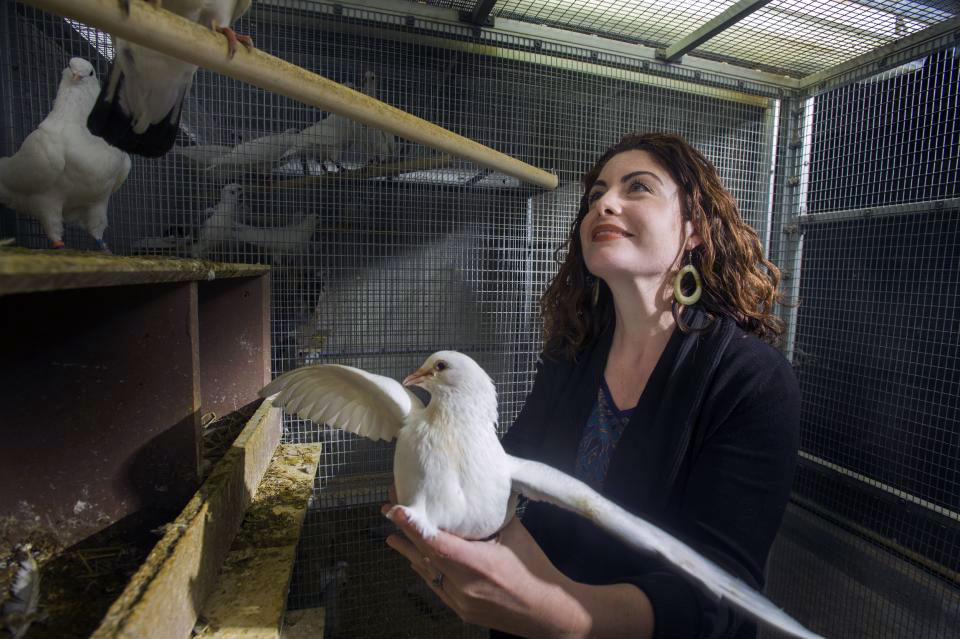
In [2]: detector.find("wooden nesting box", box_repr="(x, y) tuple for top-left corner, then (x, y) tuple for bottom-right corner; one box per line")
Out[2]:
(0, 248), (272, 546)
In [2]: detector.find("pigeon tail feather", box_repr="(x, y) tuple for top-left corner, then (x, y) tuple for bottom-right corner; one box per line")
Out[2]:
(508, 456), (824, 639)
(87, 69), (183, 158)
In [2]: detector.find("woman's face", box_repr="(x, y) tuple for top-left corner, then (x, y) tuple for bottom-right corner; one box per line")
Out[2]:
(579, 149), (699, 285)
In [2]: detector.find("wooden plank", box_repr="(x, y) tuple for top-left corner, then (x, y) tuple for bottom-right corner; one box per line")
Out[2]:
(198, 273), (272, 420)
(0, 247), (270, 295)
(90, 399), (282, 639)
(196, 443), (323, 639)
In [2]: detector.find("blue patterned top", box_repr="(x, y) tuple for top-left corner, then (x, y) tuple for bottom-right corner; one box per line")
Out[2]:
(574, 377), (634, 490)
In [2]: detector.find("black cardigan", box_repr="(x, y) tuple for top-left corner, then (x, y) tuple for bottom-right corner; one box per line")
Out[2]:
(498, 309), (800, 639)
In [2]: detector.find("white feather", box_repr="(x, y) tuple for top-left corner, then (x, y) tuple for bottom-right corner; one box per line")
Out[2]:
(262, 363), (421, 442)
(509, 457), (824, 639)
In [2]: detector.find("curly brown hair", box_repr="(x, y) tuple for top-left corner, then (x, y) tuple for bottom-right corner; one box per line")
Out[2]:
(540, 132), (784, 359)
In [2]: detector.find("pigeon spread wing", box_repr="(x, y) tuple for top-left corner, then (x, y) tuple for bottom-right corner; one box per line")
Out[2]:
(508, 456), (824, 639)
(261, 364), (421, 442)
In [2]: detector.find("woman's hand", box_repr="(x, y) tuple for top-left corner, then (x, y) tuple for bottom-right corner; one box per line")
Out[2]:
(382, 498), (591, 638)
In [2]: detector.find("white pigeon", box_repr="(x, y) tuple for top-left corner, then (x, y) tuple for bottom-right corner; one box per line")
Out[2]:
(172, 143), (233, 168)
(1, 544), (40, 639)
(207, 128), (303, 180)
(296, 79), (357, 171)
(0, 57), (130, 250)
(87, 0), (253, 157)
(354, 71), (397, 165)
(191, 183), (242, 258)
(235, 214), (317, 264)
(261, 351), (824, 639)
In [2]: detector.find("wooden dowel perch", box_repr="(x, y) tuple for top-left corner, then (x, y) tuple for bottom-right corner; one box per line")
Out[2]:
(21, 0), (560, 190)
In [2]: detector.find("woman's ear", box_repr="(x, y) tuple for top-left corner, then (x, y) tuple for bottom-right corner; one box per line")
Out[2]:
(684, 220), (702, 251)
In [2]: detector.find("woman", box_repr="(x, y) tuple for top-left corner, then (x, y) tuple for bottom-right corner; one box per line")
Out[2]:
(384, 132), (800, 638)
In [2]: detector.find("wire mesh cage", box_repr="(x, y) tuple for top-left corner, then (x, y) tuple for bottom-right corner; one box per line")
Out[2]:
(1, 1), (958, 638)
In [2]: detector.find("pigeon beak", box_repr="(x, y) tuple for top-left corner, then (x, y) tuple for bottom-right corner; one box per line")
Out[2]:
(402, 368), (433, 387)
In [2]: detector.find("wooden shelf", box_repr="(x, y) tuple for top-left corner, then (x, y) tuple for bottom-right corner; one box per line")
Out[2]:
(0, 247), (269, 295)
(90, 400), (286, 639)
(0, 249), (273, 549)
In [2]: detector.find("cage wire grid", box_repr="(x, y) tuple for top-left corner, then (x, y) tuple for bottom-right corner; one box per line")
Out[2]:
(763, 43), (960, 639)
(455, 0), (960, 77)
(1, 1), (958, 638)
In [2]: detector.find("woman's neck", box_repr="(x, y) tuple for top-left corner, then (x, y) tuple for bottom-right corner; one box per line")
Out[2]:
(607, 275), (676, 360)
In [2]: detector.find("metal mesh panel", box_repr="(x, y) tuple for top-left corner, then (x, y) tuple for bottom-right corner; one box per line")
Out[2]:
(767, 45), (960, 638)
(492, 0), (736, 48)
(413, 0), (960, 77)
(26, 1), (960, 638)
(699, 0), (958, 77)
(807, 49), (959, 213)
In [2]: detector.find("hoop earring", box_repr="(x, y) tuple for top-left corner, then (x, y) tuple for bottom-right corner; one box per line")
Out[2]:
(592, 278), (600, 306)
(673, 264), (702, 305)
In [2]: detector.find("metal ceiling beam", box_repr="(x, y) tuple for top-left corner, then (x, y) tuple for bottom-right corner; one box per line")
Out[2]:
(253, 0), (799, 92)
(464, 0), (498, 26)
(657, 0), (772, 63)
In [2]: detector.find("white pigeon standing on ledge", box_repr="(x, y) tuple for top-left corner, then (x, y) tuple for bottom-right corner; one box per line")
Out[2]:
(0, 57), (130, 251)
(261, 351), (824, 639)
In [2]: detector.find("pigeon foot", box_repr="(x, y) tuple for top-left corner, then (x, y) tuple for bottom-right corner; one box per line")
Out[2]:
(215, 25), (255, 59)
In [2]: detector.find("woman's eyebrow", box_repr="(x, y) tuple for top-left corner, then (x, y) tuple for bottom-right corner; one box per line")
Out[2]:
(621, 170), (663, 184)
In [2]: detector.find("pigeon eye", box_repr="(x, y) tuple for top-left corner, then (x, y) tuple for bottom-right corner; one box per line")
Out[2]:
(435, 361), (448, 372)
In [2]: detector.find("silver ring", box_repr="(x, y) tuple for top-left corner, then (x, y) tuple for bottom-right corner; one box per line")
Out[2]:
(431, 572), (444, 589)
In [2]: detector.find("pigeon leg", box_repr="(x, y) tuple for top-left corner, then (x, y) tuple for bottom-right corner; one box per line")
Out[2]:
(212, 23), (255, 59)
(38, 213), (64, 249)
(387, 504), (439, 540)
(84, 204), (111, 253)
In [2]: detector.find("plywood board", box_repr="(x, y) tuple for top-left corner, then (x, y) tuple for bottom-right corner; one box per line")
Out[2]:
(90, 399), (281, 639)
(196, 444), (323, 639)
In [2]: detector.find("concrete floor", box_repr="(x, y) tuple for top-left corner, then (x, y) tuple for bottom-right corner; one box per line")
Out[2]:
(763, 504), (960, 639)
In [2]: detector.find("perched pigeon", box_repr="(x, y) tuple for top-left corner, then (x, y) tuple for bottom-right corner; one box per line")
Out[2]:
(171, 143), (233, 168)
(1, 544), (40, 639)
(206, 128), (303, 180)
(296, 81), (357, 172)
(191, 183), (242, 258)
(0, 57), (130, 250)
(354, 72), (397, 165)
(235, 214), (317, 264)
(262, 352), (823, 639)
(87, 0), (253, 157)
